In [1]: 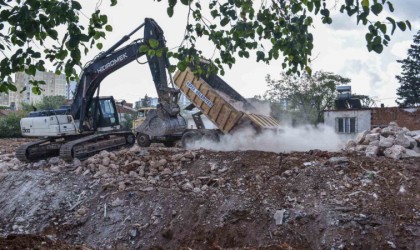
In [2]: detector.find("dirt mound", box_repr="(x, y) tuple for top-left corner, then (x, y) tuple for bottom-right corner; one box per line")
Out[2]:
(0, 234), (89, 250)
(0, 140), (419, 249)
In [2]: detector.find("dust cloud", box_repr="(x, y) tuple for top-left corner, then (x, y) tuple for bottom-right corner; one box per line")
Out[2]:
(186, 125), (345, 153)
(246, 100), (272, 116)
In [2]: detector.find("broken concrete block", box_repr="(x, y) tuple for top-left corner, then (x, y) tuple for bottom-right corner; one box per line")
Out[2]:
(379, 136), (394, 148)
(371, 127), (381, 133)
(365, 145), (379, 158)
(48, 157), (60, 165)
(381, 124), (400, 137)
(355, 145), (367, 152)
(355, 130), (370, 144)
(328, 157), (349, 164)
(384, 145), (406, 160)
(111, 197), (124, 207)
(395, 133), (414, 149)
(402, 149), (420, 158)
(181, 182), (194, 192)
(365, 133), (380, 143)
(102, 157), (110, 166)
(413, 135), (420, 144)
(369, 140), (379, 147)
(274, 209), (286, 225)
(99, 150), (110, 158)
(33, 160), (47, 169)
(344, 140), (356, 151)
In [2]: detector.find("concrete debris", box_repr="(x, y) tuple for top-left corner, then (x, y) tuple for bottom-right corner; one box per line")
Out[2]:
(402, 149), (420, 158)
(379, 136), (394, 148)
(274, 209), (286, 225)
(111, 198), (124, 207)
(384, 145), (406, 160)
(328, 157), (349, 164)
(365, 145), (379, 158)
(48, 157), (60, 165)
(181, 182), (194, 192)
(345, 122), (420, 159)
(0, 135), (418, 249)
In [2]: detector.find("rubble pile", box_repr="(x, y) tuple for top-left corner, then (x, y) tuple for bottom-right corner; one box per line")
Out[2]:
(75, 146), (216, 193)
(0, 138), (419, 249)
(345, 122), (420, 159)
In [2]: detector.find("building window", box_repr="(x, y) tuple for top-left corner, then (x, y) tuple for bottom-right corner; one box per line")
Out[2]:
(336, 117), (357, 133)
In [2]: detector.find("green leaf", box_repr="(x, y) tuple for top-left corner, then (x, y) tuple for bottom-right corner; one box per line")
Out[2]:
(7, 84), (17, 92)
(372, 44), (383, 53)
(220, 18), (229, 27)
(361, 0), (369, 8)
(386, 17), (396, 34)
(100, 15), (108, 24)
(256, 51), (265, 62)
(371, 3), (383, 15)
(305, 66), (312, 75)
(406, 20), (411, 30)
(180, 0), (189, 5)
(96, 43), (103, 50)
(210, 10), (219, 18)
(386, 2), (394, 12)
(167, 7), (174, 17)
(177, 61), (188, 71)
(147, 49), (155, 57)
(105, 25), (113, 32)
(72, 1), (82, 10)
(365, 33), (373, 42)
(139, 45), (149, 53)
(110, 0), (117, 6)
(397, 21), (406, 31)
(148, 39), (160, 49)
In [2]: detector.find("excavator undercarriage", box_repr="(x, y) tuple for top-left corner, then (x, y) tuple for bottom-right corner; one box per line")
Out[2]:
(16, 131), (135, 162)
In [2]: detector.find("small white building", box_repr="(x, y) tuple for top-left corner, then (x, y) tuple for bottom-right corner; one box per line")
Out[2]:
(324, 107), (420, 141)
(324, 109), (371, 141)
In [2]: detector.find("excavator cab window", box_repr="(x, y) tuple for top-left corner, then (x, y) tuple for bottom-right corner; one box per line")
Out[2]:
(137, 110), (146, 118)
(91, 97), (120, 129)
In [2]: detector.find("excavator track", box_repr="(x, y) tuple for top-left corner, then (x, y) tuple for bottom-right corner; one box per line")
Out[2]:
(60, 131), (135, 162)
(16, 139), (64, 163)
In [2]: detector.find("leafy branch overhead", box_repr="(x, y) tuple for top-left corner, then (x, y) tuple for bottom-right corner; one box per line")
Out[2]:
(162, 0), (411, 76)
(0, 0), (413, 94)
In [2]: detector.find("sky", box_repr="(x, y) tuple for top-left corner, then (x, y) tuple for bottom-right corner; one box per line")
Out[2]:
(78, 1), (420, 107)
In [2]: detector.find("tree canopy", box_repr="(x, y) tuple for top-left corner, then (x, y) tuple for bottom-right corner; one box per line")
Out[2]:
(263, 71), (351, 124)
(396, 30), (420, 107)
(0, 0), (412, 94)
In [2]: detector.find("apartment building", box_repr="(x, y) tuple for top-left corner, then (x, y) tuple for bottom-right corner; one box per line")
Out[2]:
(0, 93), (9, 107)
(10, 70), (67, 110)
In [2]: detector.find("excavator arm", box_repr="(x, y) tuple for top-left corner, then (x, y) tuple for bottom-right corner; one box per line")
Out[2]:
(70, 18), (177, 132)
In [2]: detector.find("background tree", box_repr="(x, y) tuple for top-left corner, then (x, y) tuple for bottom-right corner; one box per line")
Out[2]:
(0, 0), (412, 95)
(396, 30), (420, 107)
(264, 71), (350, 124)
(36, 95), (66, 110)
(119, 113), (135, 131)
(0, 110), (27, 138)
(351, 94), (376, 108)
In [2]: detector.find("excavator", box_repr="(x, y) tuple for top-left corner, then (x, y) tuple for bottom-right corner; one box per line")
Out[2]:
(17, 18), (186, 162)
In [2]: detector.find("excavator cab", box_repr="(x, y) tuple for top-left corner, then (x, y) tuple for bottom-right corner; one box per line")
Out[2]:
(87, 96), (120, 132)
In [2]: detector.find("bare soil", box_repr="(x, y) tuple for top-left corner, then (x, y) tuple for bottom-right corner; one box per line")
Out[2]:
(0, 138), (419, 249)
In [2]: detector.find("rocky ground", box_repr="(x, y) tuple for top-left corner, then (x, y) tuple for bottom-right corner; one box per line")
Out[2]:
(0, 138), (419, 249)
